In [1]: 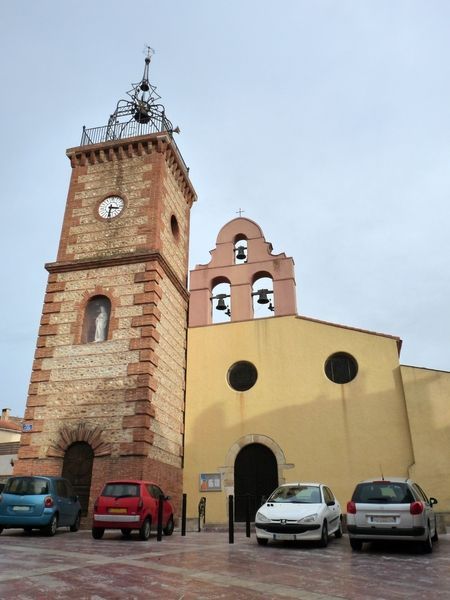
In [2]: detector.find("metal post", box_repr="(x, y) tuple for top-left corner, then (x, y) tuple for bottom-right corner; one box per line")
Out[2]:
(157, 495), (164, 541)
(228, 495), (234, 544)
(245, 494), (251, 538)
(181, 493), (187, 536)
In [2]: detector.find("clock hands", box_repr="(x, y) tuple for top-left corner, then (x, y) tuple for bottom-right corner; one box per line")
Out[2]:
(107, 203), (119, 218)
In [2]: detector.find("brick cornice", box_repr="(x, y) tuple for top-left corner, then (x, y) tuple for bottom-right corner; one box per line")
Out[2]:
(66, 132), (197, 206)
(45, 251), (189, 301)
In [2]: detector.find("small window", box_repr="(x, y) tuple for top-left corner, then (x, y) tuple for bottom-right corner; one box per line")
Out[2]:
(325, 352), (358, 384)
(228, 361), (258, 391)
(171, 215), (180, 241)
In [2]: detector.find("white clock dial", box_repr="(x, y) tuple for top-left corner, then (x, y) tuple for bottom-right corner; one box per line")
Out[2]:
(98, 196), (124, 219)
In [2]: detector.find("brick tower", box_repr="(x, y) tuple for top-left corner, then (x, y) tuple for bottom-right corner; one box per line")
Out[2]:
(14, 51), (196, 515)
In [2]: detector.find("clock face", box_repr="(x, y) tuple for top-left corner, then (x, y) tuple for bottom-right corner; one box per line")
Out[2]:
(98, 196), (124, 219)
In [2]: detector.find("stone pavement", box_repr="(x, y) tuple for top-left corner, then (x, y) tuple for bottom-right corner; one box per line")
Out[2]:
(0, 529), (449, 599)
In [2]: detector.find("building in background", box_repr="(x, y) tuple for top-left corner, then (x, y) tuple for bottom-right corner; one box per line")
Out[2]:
(0, 408), (22, 484)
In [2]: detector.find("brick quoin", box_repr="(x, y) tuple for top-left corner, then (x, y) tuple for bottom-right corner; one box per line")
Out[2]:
(15, 126), (196, 523)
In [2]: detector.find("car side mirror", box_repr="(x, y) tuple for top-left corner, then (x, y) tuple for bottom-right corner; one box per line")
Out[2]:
(430, 497), (438, 506)
(326, 500), (335, 506)
(165, 495), (171, 501)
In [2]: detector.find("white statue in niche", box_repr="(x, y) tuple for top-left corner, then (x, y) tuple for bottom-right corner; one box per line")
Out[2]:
(94, 305), (108, 342)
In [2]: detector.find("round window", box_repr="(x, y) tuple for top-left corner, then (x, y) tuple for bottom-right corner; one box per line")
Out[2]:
(228, 361), (258, 391)
(325, 352), (358, 384)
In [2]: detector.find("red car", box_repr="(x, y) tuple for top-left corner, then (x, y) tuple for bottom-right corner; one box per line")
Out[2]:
(92, 480), (174, 540)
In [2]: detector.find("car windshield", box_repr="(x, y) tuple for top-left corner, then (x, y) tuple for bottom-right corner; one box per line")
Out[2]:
(353, 482), (414, 504)
(102, 483), (140, 498)
(4, 477), (49, 496)
(268, 485), (321, 504)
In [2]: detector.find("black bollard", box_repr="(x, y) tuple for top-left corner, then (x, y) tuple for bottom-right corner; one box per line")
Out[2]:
(245, 495), (251, 538)
(181, 493), (187, 536)
(228, 495), (234, 544)
(157, 495), (164, 541)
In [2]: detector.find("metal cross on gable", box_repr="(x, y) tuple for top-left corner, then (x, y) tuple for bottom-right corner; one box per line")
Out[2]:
(236, 208), (245, 217)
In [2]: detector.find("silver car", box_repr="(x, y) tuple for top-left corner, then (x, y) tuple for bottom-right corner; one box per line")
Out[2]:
(346, 478), (438, 552)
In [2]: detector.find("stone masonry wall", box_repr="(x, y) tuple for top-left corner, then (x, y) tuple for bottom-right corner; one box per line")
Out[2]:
(15, 134), (196, 513)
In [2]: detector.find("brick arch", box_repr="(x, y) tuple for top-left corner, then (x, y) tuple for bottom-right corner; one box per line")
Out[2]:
(47, 423), (111, 458)
(220, 434), (294, 490)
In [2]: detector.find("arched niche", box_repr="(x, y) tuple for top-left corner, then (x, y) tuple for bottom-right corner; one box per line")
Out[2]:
(211, 278), (231, 324)
(252, 273), (274, 318)
(82, 295), (111, 343)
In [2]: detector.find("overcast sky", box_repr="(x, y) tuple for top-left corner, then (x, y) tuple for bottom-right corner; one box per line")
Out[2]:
(1, 1), (450, 417)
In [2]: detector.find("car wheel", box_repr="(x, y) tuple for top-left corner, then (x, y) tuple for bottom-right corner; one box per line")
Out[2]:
(44, 514), (58, 537)
(70, 511), (81, 532)
(421, 526), (433, 553)
(256, 537), (268, 546)
(121, 528), (132, 538)
(139, 518), (151, 541)
(92, 527), (105, 540)
(163, 515), (174, 536)
(318, 521), (328, 548)
(335, 518), (343, 539)
(350, 538), (363, 551)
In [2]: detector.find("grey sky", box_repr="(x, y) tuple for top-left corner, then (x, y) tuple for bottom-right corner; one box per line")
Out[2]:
(1, 1), (450, 417)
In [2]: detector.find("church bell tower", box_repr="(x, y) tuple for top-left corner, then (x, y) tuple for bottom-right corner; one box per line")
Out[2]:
(15, 50), (196, 515)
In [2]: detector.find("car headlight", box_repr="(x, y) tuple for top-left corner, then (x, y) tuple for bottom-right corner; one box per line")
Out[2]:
(255, 511), (270, 523)
(298, 513), (319, 524)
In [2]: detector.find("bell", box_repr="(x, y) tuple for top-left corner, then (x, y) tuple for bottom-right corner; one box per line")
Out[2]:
(257, 289), (270, 304)
(215, 294), (228, 311)
(134, 109), (151, 124)
(235, 246), (247, 260)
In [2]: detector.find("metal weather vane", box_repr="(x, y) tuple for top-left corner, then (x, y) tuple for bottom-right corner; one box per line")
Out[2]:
(105, 46), (177, 141)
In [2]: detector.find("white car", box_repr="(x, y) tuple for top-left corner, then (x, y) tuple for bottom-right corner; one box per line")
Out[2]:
(255, 482), (342, 546)
(346, 477), (439, 553)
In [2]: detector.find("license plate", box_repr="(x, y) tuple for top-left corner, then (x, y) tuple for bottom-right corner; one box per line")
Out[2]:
(273, 533), (293, 540)
(108, 508), (127, 514)
(371, 515), (395, 523)
(13, 506), (30, 511)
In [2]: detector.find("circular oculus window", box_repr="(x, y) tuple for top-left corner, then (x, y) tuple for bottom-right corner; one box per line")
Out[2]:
(325, 352), (358, 384)
(228, 361), (258, 391)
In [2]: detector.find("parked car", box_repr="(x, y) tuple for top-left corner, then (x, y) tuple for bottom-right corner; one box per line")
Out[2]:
(346, 478), (439, 552)
(255, 482), (342, 547)
(0, 476), (81, 536)
(92, 479), (174, 540)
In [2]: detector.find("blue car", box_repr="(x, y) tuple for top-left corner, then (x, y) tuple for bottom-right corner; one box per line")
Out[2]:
(0, 476), (82, 536)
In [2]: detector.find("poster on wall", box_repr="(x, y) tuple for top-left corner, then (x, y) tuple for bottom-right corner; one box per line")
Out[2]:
(199, 473), (222, 492)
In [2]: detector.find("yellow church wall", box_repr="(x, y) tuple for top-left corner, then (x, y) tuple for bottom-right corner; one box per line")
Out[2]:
(184, 315), (415, 522)
(401, 365), (450, 511)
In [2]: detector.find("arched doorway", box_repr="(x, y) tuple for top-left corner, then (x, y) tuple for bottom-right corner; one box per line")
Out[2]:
(62, 442), (94, 516)
(234, 443), (278, 521)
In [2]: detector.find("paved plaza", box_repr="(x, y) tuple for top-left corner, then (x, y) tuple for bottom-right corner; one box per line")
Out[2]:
(0, 529), (448, 599)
